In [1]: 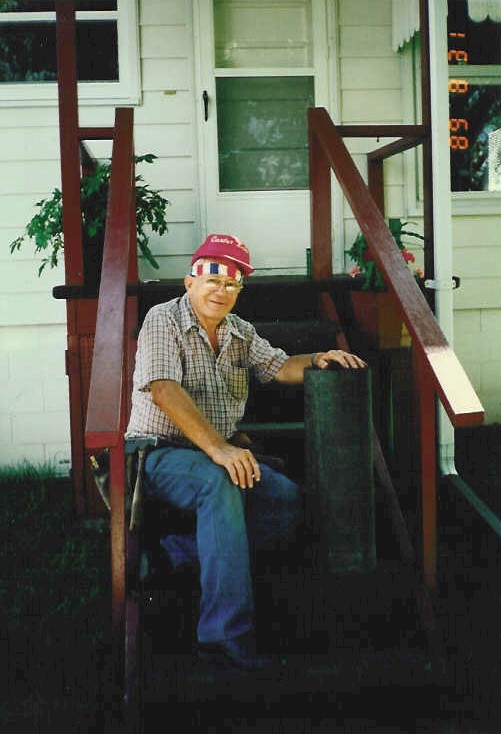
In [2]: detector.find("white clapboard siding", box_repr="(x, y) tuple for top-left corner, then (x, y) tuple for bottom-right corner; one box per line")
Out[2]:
(0, 129), (61, 162)
(341, 90), (403, 124)
(454, 309), (501, 423)
(140, 0), (189, 25)
(340, 58), (401, 90)
(451, 210), (501, 421)
(453, 214), (501, 248)
(141, 59), (193, 92)
(339, 26), (394, 59)
(338, 0), (392, 27)
(0, 161), (61, 196)
(140, 24), (190, 58)
(454, 247), (501, 278)
(134, 90), (194, 124)
(134, 124), (194, 158)
(0, 106), (60, 129)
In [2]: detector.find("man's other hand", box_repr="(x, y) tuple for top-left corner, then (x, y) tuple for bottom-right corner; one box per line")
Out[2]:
(210, 444), (261, 489)
(312, 350), (367, 370)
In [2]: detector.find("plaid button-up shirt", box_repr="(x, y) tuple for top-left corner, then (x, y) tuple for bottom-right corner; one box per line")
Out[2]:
(126, 292), (288, 444)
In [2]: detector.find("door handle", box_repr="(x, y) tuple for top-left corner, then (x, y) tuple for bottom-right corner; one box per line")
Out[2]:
(203, 90), (209, 121)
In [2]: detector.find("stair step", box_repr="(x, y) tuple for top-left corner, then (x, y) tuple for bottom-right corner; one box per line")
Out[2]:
(139, 562), (445, 708)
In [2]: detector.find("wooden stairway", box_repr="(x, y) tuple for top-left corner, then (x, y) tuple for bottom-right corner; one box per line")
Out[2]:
(113, 276), (446, 733)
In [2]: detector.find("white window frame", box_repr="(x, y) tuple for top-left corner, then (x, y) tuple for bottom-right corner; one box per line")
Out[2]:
(0, 0), (141, 107)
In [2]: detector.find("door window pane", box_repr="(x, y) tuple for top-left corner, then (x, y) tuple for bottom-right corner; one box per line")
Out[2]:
(216, 76), (314, 191)
(214, 0), (312, 68)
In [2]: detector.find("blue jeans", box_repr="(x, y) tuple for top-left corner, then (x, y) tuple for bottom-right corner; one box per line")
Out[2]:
(143, 446), (301, 643)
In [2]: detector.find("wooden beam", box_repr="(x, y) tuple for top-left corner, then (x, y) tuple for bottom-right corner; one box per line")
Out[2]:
(367, 135), (426, 162)
(78, 126), (115, 140)
(336, 124), (428, 138)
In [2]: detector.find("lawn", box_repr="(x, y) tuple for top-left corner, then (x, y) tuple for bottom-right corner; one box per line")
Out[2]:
(1, 463), (110, 732)
(2, 424), (501, 731)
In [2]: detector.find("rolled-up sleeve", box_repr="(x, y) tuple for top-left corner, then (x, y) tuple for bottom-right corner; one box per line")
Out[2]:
(136, 308), (183, 391)
(247, 325), (289, 383)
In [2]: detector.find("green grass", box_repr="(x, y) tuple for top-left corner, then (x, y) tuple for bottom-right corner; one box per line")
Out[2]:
(1, 462), (110, 731)
(2, 429), (501, 731)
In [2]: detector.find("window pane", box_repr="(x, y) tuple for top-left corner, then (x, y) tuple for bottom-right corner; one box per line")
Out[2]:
(0, 23), (57, 82)
(447, 0), (501, 190)
(449, 82), (501, 191)
(447, 0), (501, 65)
(216, 76), (314, 191)
(0, 20), (118, 82)
(0, 1), (55, 10)
(76, 21), (117, 81)
(0, 1), (117, 10)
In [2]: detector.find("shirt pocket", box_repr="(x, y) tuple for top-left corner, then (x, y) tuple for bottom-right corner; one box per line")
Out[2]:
(220, 364), (249, 402)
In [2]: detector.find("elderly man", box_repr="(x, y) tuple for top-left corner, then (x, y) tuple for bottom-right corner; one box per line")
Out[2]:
(126, 234), (366, 670)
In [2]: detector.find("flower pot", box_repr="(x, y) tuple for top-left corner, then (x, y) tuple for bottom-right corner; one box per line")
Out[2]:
(351, 290), (411, 349)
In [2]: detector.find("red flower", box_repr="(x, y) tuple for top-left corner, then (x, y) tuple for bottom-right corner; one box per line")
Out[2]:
(401, 249), (415, 263)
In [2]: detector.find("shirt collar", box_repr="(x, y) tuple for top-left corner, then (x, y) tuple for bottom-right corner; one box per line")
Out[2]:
(179, 292), (199, 333)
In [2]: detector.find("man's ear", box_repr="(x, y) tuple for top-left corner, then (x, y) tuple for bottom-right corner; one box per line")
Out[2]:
(184, 274), (193, 290)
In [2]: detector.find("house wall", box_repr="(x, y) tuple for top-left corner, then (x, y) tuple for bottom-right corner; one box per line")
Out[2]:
(336, 0), (413, 264)
(0, 0), (200, 471)
(0, 108), (71, 471)
(0, 0), (499, 472)
(452, 213), (501, 422)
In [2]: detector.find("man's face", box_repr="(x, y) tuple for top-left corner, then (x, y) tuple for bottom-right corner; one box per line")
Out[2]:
(184, 271), (242, 326)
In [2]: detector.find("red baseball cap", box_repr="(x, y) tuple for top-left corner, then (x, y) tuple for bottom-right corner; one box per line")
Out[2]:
(190, 234), (254, 277)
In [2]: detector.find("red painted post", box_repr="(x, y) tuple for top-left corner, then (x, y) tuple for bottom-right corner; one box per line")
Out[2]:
(368, 158), (384, 214)
(55, 0), (83, 285)
(56, 0), (84, 514)
(308, 110), (333, 280)
(109, 439), (127, 707)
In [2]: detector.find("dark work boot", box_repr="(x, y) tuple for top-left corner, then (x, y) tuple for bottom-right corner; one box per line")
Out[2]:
(198, 632), (279, 671)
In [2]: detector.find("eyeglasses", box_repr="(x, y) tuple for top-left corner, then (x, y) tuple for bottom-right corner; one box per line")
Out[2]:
(198, 276), (243, 293)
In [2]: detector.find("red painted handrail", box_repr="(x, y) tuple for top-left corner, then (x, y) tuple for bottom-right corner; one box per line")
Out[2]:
(308, 107), (483, 429)
(85, 107), (135, 448)
(81, 107), (137, 689)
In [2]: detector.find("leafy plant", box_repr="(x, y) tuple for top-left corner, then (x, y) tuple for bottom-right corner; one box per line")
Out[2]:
(9, 153), (170, 276)
(345, 217), (424, 290)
